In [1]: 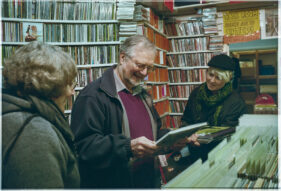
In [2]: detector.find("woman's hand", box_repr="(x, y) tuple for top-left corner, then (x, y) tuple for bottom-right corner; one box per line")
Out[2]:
(187, 133), (200, 146)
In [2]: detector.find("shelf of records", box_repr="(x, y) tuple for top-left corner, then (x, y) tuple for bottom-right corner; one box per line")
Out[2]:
(166, 52), (217, 67)
(65, 67), (109, 112)
(168, 68), (207, 83)
(75, 66), (112, 89)
(134, 4), (165, 35)
(154, 50), (167, 65)
(2, 45), (119, 67)
(164, 114), (278, 189)
(165, 116), (183, 129)
(165, 6), (219, 35)
(2, 22), (118, 43)
(168, 36), (223, 52)
(2, 0), (116, 20)
(160, 114), (185, 129)
(136, 21), (166, 37)
(146, 84), (169, 102)
(154, 99), (170, 118)
(137, 23), (169, 52)
(146, 67), (169, 83)
(169, 37), (208, 52)
(169, 84), (200, 99)
(169, 100), (188, 114)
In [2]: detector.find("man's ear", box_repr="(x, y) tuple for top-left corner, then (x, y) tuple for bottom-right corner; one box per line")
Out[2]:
(119, 53), (126, 64)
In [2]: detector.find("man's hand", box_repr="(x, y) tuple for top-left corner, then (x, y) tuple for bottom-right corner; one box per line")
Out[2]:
(131, 136), (157, 158)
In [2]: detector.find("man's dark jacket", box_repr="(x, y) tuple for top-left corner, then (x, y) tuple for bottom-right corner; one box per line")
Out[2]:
(70, 67), (165, 188)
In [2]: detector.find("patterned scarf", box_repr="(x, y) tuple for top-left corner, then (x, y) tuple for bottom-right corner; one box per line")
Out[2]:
(194, 82), (233, 125)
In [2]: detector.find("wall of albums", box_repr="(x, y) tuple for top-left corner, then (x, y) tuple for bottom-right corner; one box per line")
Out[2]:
(1, 0), (278, 189)
(1, 0), (224, 127)
(2, 1), (276, 128)
(1, 0), (119, 121)
(134, 4), (224, 128)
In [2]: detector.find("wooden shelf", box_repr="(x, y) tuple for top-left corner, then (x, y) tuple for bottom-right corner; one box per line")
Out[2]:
(169, 97), (189, 101)
(143, 22), (167, 38)
(137, 0), (173, 16)
(169, 112), (183, 116)
(145, 81), (168, 85)
(2, 17), (119, 24)
(153, 63), (168, 68)
(140, 1), (276, 16)
(232, 49), (277, 56)
(168, 66), (209, 70)
(167, 34), (208, 39)
(160, 112), (169, 118)
(258, 75), (277, 80)
(153, 97), (169, 103)
(169, 82), (203, 85)
(76, 63), (117, 69)
(167, 50), (220, 55)
(240, 76), (256, 81)
(2, 41), (121, 46)
(232, 47), (277, 113)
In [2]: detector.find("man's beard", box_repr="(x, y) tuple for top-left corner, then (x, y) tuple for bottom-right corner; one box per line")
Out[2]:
(127, 75), (143, 87)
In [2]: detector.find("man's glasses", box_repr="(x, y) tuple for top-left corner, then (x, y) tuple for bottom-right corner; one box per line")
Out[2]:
(126, 55), (155, 73)
(134, 62), (155, 73)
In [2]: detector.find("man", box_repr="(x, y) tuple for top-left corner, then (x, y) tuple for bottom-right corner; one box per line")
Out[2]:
(70, 35), (187, 188)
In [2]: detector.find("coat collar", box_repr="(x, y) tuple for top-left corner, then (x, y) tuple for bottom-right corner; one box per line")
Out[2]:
(100, 66), (118, 98)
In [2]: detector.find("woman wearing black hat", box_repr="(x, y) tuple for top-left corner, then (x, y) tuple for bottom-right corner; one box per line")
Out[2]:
(174, 54), (247, 165)
(182, 54), (246, 128)
(158, 55), (247, 176)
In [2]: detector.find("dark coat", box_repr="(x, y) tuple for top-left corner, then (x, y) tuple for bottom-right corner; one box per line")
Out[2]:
(182, 84), (247, 127)
(2, 90), (80, 189)
(70, 67), (164, 188)
(181, 83), (247, 162)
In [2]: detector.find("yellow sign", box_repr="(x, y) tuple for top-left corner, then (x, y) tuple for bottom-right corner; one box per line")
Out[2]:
(223, 9), (260, 43)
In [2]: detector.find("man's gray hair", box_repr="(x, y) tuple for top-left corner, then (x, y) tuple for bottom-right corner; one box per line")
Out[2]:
(119, 35), (156, 57)
(3, 41), (77, 98)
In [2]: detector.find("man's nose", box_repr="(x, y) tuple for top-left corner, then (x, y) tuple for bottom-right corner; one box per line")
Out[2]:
(139, 67), (148, 76)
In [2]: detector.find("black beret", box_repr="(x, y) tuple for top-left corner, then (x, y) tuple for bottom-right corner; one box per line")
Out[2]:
(208, 54), (235, 71)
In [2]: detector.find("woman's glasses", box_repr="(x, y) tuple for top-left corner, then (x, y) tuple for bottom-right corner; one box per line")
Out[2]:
(71, 81), (77, 90)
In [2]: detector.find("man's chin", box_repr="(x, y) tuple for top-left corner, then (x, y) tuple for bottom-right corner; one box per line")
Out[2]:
(130, 79), (143, 87)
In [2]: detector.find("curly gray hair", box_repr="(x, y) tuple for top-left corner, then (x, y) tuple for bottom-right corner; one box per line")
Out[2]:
(3, 41), (77, 98)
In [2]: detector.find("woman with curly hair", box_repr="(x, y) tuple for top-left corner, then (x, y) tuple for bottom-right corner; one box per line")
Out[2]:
(2, 42), (80, 188)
